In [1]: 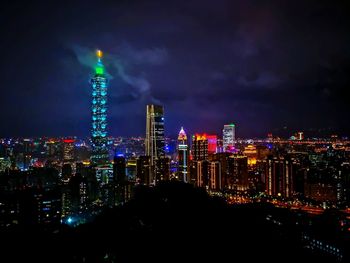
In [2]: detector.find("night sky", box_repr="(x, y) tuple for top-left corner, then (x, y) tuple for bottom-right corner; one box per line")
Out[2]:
(1, 0), (350, 138)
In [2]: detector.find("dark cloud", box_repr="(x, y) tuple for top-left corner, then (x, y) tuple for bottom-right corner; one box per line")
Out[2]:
(0, 0), (350, 137)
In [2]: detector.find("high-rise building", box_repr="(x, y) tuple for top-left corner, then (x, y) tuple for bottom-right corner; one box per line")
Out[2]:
(191, 160), (209, 188)
(262, 156), (298, 198)
(63, 139), (75, 163)
(136, 156), (151, 185)
(223, 124), (235, 152)
(209, 161), (221, 190)
(216, 138), (224, 153)
(91, 50), (109, 165)
(46, 139), (59, 158)
(22, 139), (32, 170)
(126, 157), (137, 181)
(113, 155), (126, 185)
(207, 135), (217, 154)
(145, 104), (165, 184)
(155, 156), (170, 182)
(177, 127), (189, 182)
(193, 160), (221, 189)
(210, 152), (232, 189)
(191, 134), (208, 161)
(113, 154), (128, 205)
(227, 155), (249, 191)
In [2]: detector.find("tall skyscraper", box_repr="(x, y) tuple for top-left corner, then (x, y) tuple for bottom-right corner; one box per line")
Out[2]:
(63, 139), (75, 163)
(91, 50), (109, 165)
(145, 104), (165, 183)
(177, 127), (189, 182)
(223, 124), (235, 152)
(191, 134), (208, 161)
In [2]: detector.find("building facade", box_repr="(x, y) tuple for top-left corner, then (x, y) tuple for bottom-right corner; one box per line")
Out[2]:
(262, 156), (297, 198)
(227, 155), (249, 191)
(91, 50), (109, 165)
(145, 104), (165, 184)
(177, 127), (189, 182)
(223, 124), (235, 152)
(191, 134), (208, 161)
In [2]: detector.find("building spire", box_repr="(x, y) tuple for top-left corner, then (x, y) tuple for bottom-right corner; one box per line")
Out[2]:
(96, 49), (103, 60)
(95, 49), (105, 75)
(178, 126), (187, 141)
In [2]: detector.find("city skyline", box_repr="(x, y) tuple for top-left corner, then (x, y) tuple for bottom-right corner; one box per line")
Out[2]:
(1, 1), (350, 138)
(1, 2), (350, 262)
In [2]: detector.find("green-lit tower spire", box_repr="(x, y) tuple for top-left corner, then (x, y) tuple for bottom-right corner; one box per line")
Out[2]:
(91, 50), (109, 165)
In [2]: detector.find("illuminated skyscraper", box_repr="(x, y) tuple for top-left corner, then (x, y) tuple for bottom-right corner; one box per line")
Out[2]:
(145, 104), (165, 183)
(191, 134), (208, 161)
(91, 50), (109, 165)
(177, 127), (189, 182)
(63, 139), (75, 163)
(223, 124), (235, 152)
(207, 135), (217, 154)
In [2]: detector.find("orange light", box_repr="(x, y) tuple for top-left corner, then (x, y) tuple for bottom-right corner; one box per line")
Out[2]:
(195, 133), (207, 140)
(97, 49), (103, 58)
(248, 158), (257, 165)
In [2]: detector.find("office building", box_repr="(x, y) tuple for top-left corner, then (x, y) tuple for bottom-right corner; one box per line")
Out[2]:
(63, 139), (75, 163)
(209, 161), (221, 190)
(191, 134), (208, 161)
(113, 155), (126, 185)
(262, 156), (298, 198)
(177, 127), (189, 182)
(136, 156), (151, 185)
(155, 156), (170, 182)
(91, 50), (109, 165)
(227, 155), (249, 191)
(191, 160), (209, 188)
(223, 124), (235, 152)
(145, 104), (165, 184)
(207, 135), (217, 154)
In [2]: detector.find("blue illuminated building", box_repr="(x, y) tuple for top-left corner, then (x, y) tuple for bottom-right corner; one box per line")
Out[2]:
(91, 50), (109, 165)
